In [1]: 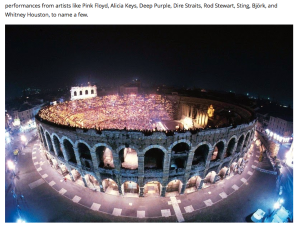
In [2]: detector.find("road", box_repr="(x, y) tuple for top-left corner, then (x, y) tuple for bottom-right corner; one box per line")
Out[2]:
(5, 136), (284, 223)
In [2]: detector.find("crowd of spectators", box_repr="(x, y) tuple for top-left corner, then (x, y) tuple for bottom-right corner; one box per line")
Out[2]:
(38, 94), (176, 131)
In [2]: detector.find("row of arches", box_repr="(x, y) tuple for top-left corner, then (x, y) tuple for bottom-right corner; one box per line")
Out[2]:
(38, 125), (254, 173)
(73, 89), (95, 96)
(46, 149), (248, 197)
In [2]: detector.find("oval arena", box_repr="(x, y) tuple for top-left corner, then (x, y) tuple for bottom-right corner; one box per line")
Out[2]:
(35, 93), (256, 198)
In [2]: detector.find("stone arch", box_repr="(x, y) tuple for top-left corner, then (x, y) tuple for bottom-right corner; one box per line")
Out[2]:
(102, 178), (119, 195)
(61, 136), (75, 146)
(171, 142), (190, 153)
(58, 162), (69, 176)
(91, 89), (94, 94)
(52, 134), (64, 158)
(116, 144), (140, 155)
(39, 126), (47, 148)
(244, 131), (251, 148)
(95, 145), (114, 169)
(84, 173), (100, 190)
(143, 178), (163, 186)
(236, 134), (245, 153)
(218, 166), (228, 179)
(75, 140), (92, 150)
(170, 142), (190, 170)
(80, 90), (82, 95)
(85, 90), (88, 95)
(193, 141), (213, 152)
(185, 175), (202, 193)
(142, 145), (167, 156)
(250, 129), (255, 141)
(63, 139), (76, 163)
(92, 143), (114, 154)
(122, 181), (139, 196)
(228, 151), (240, 167)
(77, 141), (93, 169)
(118, 144), (138, 170)
(74, 91), (77, 96)
(166, 179), (183, 196)
(144, 180), (162, 197)
(70, 168), (82, 182)
(193, 143), (210, 166)
(225, 136), (237, 158)
(204, 171), (217, 184)
(144, 147), (165, 170)
(45, 131), (54, 152)
(210, 140), (225, 162)
(168, 139), (191, 152)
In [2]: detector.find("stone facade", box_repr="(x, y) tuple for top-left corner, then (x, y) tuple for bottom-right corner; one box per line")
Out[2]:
(70, 85), (97, 101)
(36, 114), (256, 197)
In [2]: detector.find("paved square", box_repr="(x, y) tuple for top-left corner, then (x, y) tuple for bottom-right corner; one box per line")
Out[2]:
(232, 184), (239, 190)
(241, 178), (247, 183)
(248, 171), (253, 175)
(254, 160), (259, 163)
(49, 181), (56, 186)
(59, 188), (67, 195)
(137, 211), (145, 218)
(28, 179), (45, 189)
(204, 199), (213, 207)
(91, 203), (101, 211)
(72, 195), (81, 203)
(42, 174), (48, 178)
(219, 192), (228, 199)
(184, 205), (194, 213)
(161, 209), (171, 217)
(37, 167), (42, 172)
(112, 208), (122, 216)
(226, 175), (232, 180)
(252, 165), (257, 169)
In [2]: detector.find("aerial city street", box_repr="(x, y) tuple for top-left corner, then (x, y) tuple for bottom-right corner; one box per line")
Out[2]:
(5, 25), (293, 223)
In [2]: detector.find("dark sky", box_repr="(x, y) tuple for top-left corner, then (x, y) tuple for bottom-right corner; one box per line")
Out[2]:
(5, 25), (293, 105)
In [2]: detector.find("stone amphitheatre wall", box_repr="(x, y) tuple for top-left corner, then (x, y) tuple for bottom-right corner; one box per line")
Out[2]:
(35, 96), (256, 197)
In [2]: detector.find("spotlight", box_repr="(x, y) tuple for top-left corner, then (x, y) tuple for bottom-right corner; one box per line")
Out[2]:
(273, 202), (280, 209)
(16, 218), (26, 223)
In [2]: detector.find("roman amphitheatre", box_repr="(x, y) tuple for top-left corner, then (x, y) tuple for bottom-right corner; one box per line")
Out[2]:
(36, 86), (256, 197)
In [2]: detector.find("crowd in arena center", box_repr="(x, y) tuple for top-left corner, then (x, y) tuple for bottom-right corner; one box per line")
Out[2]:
(38, 94), (176, 131)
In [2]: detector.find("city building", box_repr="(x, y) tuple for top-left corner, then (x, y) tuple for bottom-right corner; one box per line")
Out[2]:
(13, 102), (44, 127)
(268, 116), (293, 137)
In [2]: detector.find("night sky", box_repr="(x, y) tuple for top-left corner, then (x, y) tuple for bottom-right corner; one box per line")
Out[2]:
(5, 25), (293, 105)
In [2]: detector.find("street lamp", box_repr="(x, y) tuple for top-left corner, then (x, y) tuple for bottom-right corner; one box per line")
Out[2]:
(274, 202), (281, 210)
(20, 135), (27, 142)
(7, 160), (15, 172)
(16, 218), (26, 223)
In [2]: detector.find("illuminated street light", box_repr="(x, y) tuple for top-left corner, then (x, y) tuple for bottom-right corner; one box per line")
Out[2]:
(274, 202), (281, 209)
(20, 135), (27, 142)
(7, 160), (15, 171)
(279, 198), (284, 204)
(16, 218), (26, 223)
